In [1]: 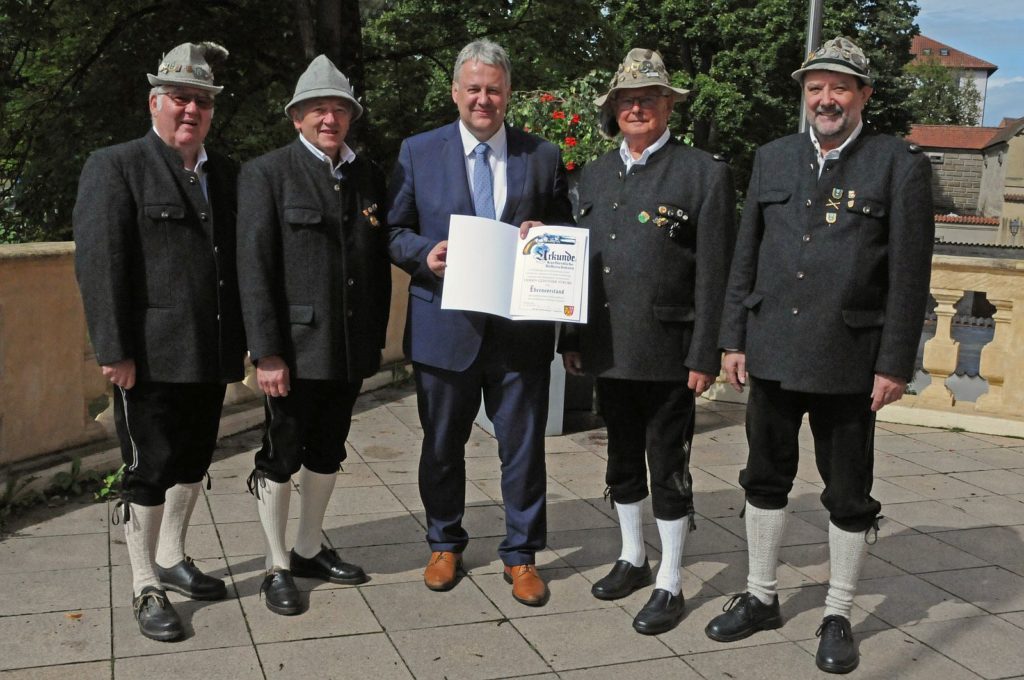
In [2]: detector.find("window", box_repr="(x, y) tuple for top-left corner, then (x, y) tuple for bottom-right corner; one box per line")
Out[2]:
(923, 48), (932, 55)
(939, 48), (950, 56)
(927, 152), (945, 165)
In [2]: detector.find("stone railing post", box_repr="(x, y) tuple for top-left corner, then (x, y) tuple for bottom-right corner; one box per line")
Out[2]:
(916, 288), (961, 407)
(975, 298), (1014, 415)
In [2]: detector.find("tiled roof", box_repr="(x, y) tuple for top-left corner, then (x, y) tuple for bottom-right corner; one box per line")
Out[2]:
(985, 117), (1024, 148)
(935, 214), (1000, 226)
(906, 125), (999, 150)
(911, 35), (997, 73)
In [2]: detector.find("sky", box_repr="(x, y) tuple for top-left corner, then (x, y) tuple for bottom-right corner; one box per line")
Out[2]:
(916, 0), (1024, 126)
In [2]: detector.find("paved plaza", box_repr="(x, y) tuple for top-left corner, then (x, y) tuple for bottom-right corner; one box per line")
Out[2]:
(1, 383), (1023, 679)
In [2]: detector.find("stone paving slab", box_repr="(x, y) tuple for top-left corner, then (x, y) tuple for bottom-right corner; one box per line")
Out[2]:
(1, 385), (1022, 679)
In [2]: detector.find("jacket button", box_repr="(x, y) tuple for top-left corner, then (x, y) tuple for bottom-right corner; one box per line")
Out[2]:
(792, 308), (799, 315)
(603, 266), (611, 274)
(347, 278), (355, 286)
(609, 233), (616, 240)
(617, 171), (624, 179)
(603, 302), (610, 308)
(611, 202), (618, 210)
(219, 279), (224, 287)
(216, 314), (221, 321)
(797, 271), (805, 280)
(200, 212), (208, 221)
(334, 184), (341, 192)
(346, 310), (353, 317)
(682, 214), (689, 221)
(802, 234), (811, 242)
(805, 199), (812, 207)
(863, 206), (871, 214)
(188, 176), (197, 185)
(214, 246), (219, 254)
(160, 209), (169, 218)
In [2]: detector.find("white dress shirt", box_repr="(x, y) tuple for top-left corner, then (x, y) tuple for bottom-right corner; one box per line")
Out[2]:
(459, 121), (508, 219)
(619, 128), (671, 173)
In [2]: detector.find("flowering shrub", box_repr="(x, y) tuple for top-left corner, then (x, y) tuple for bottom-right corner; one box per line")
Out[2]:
(508, 71), (615, 171)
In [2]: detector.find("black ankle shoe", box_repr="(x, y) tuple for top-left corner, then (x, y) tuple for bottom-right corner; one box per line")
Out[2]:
(133, 586), (183, 641)
(157, 556), (227, 600)
(290, 546), (368, 585)
(705, 592), (783, 642)
(591, 559), (653, 600)
(816, 615), (858, 674)
(632, 588), (685, 635)
(261, 568), (302, 616)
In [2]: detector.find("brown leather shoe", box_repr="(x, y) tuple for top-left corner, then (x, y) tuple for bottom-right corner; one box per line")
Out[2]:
(503, 564), (549, 606)
(423, 551), (462, 591)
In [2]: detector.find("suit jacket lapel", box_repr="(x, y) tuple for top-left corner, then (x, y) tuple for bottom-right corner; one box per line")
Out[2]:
(442, 121), (475, 216)
(501, 125), (525, 223)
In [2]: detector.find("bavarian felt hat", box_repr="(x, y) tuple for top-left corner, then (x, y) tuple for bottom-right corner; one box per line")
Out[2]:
(147, 42), (228, 94)
(791, 36), (874, 87)
(284, 55), (363, 120)
(594, 48), (690, 108)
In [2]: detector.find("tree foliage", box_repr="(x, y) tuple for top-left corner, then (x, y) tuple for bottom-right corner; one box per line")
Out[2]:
(905, 58), (982, 126)
(1, 0), (921, 243)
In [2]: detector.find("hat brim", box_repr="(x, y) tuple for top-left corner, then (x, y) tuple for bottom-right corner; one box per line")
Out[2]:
(791, 63), (873, 87)
(147, 74), (223, 94)
(284, 89), (364, 121)
(594, 83), (690, 108)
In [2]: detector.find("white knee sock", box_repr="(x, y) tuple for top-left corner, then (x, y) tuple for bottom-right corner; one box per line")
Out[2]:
(615, 500), (646, 567)
(293, 466), (337, 558)
(824, 522), (869, 619)
(654, 517), (688, 595)
(256, 478), (292, 570)
(745, 502), (787, 605)
(156, 482), (201, 568)
(125, 503), (164, 596)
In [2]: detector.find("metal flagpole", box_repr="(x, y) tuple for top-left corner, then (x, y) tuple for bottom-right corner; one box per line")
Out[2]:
(798, 0), (824, 132)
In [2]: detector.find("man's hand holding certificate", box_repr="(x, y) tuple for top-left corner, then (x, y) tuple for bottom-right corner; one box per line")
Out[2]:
(441, 215), (589, 323)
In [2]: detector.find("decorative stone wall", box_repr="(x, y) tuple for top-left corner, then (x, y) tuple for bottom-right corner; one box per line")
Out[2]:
(929, 149), (984, 214)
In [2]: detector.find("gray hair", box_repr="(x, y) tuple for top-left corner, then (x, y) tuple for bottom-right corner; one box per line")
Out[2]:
(452, 40), (511, 86)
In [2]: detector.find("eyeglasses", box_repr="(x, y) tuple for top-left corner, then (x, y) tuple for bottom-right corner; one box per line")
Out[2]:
(615, 94), (670, 110)
(162, 92), (215, 110)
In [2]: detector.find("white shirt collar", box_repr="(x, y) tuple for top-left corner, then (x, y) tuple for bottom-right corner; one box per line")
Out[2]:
(809, 120), (863, 161)
(458, 121), (507, 158)
(298, 133), (356, 178)
(619, 128), (671, 171)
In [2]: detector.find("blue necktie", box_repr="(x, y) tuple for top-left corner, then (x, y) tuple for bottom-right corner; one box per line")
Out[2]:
(472, 142), (495, 219)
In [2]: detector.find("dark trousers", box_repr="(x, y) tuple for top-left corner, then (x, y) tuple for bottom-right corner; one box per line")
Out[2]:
(740, 375), (882, 532)
(254, 379), (362, 483)
(597, 378), (696, 520)
(414, 352), (549, 566)
(114, 381), (226, 506)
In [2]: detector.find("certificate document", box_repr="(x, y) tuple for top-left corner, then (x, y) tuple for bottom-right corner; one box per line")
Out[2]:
(441, 215), (589, 323)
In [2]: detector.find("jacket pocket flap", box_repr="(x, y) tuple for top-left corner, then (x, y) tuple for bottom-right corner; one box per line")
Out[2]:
(845, 198), (886, 218)
(409, 284), (434, 303)
(742, 292), (764, 309)
(144, 204), (186, 220)
(289, 304), (314, 324)
(284, 207), (323, 225)
(758, 190), (791, 204)
(842, 309), (885, 328)
(653, 305), (695, 322)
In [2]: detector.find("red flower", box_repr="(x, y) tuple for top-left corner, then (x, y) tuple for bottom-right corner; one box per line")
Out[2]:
(571, 114), (581, 125)
(565, 137), (577, 147)
(523, 125), (531, 132)
(552, 110), (566, 120)
(566, 161), (577, 171)
(539, 93), (555, 103)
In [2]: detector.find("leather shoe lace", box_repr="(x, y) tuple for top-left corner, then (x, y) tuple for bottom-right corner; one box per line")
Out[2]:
(260, 568), (302, 616)
(705, 592), (783, 642)
(503, 564), (549, 606)
(632, 588), (685, 635)
(157, 556), (227, 600)
(591, 558), (653, 600)
(290, 546), (368, 585)
(133, 586), (183, 641)
(815, 615), (859, 674)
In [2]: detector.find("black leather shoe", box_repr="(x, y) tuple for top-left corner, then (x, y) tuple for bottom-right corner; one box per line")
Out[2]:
(632, 588), (685, 635)
(290, 546), (368, 585)
(133, 586), (183, 641)
(816, 615), (859, 673)
(705, 592), (783, 642)
(157, 556), (227, 600)
(591, 559), (653, 600)
(261, 568), (302, 616)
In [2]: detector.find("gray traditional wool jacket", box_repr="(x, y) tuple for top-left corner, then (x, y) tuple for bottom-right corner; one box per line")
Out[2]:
(719, 130), (935, 394)
(237, 140), (391, 381)
(560, 140), (736, 380)
(73, 130), (246, 383)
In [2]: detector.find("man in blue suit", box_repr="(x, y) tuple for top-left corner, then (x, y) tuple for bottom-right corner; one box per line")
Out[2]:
(387, 39), (572, 606)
